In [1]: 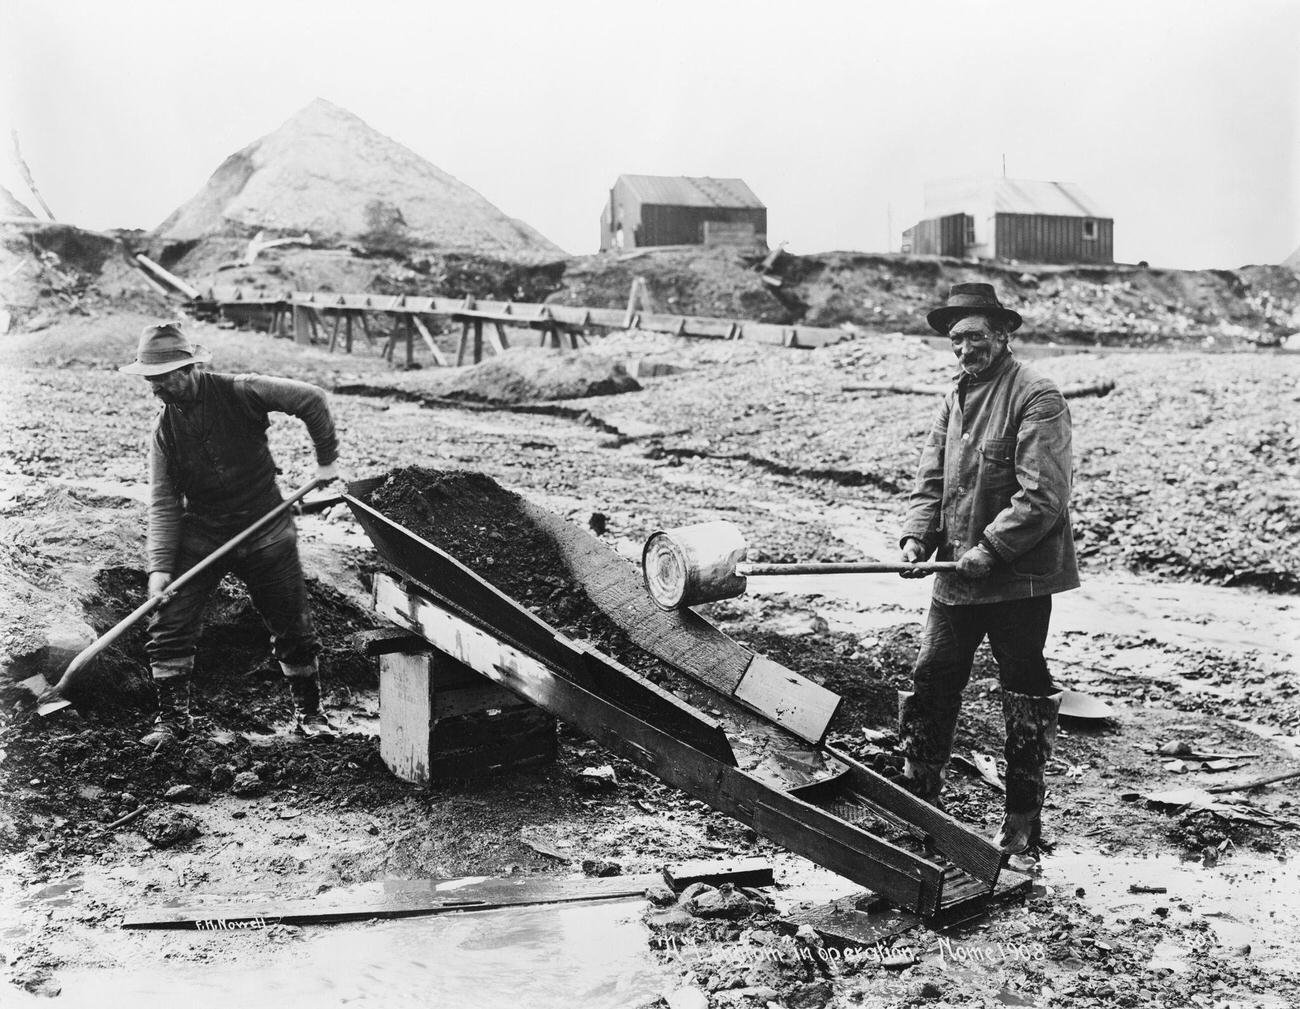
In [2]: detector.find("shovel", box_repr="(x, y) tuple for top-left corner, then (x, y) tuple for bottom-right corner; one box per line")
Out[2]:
(642, 520), (956, 610)
(37, 478), (326, 716)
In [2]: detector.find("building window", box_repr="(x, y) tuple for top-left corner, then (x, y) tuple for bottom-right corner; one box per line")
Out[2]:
(1082, 219), (1097, 240)
(965, 215), (975, 246)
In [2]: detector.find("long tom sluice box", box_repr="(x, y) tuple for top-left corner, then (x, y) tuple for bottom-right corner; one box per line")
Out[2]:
(342, 478), (1029, 924)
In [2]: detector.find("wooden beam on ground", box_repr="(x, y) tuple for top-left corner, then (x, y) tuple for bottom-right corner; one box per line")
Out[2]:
(663, 858), (774, 891)
(122, 873), (667, 930)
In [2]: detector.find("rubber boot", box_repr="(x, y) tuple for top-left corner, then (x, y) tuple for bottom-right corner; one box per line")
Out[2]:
(284, 663), (333, 737)
(996, 690), (1063, 872)
(141, 675), (191, 747)
(896, 690), (960, 806)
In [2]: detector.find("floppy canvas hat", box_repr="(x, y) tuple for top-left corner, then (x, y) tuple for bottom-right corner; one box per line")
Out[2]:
(927, 283), (1023, 335)
(119, 323), (212, 376)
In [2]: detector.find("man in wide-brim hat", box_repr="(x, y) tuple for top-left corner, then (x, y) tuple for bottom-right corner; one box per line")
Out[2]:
(120, 322), (343, 742)
(896, 283), (1078, 870)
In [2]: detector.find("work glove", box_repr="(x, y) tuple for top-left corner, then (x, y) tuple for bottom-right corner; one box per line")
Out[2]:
(899, 537), (930, 579)
(956, 544), (997, 580)
(315, 461), (346, 488)
(148, 571), (174, 598)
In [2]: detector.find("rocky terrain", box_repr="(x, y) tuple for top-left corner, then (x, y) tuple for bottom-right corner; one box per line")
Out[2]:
(0, 278), (1297, 1006)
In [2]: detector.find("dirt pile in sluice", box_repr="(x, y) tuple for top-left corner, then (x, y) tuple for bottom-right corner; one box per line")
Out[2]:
(365, 465), (908, 735)
(368, 466), (676, 683)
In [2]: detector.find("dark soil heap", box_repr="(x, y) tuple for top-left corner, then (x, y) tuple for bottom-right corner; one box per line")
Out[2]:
(365, 466), (908, 735)
(368, 467), (673, 680)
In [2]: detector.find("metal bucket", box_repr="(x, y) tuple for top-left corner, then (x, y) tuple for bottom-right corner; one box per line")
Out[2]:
(642, 520), (748, 610)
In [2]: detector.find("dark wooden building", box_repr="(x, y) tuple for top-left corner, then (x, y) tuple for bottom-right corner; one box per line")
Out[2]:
(600, 175), (767, 252)
(902, 178), (1113, 265)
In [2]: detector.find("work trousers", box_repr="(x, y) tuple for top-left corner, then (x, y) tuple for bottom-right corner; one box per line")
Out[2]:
(911, 595), (1055, 702)
(146, 514), (318, 681)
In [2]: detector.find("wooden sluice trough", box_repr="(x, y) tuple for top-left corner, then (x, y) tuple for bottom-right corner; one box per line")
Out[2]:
(342, 480), (1030, 926)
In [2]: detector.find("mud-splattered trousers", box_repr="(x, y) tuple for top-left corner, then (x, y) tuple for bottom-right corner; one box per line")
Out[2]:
(144, 372), (338, 683)
(897, 352), (1074, 819)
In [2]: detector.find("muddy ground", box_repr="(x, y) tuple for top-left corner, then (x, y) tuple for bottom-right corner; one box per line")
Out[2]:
(0, 310), (1298, 1008)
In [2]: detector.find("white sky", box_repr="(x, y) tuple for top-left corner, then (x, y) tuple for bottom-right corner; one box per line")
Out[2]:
(2, 0), (1297, 269)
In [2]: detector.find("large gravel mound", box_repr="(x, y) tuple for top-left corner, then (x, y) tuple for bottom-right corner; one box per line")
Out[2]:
(155, 98), (564, 259)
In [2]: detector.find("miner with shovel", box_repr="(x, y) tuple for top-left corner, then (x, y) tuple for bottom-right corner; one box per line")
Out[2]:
(118, 322), (343, 743)
(898, 283), (1078, 870)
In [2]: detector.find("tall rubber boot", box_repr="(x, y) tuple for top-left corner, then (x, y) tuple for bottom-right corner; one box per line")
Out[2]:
(897, 690), (960, 806)
(141, 674), (191, 747)
(283, 661), (333, 737)
(996, 690), (1063, 871)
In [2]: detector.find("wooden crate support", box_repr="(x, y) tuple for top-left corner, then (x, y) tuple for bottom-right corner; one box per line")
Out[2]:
(379, 644), (556, 783)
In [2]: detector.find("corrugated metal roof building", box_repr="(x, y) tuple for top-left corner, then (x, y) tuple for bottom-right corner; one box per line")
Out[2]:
(903, 178), (1113, 264)
(600, 175), (767, 252)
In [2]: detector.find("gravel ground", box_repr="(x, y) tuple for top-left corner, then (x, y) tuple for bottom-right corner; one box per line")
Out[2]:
(1, 314), (1298, 1007)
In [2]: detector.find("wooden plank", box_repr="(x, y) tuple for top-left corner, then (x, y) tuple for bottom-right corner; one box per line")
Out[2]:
(122, 873), (667, 930)
(734, 653), (840, 745)
(663, 857), (774, 891)
(518, 501), (753, 695)
(560, 641), (736, 765)
(370, 575), (940, 916)
(379, 651), (433, 784)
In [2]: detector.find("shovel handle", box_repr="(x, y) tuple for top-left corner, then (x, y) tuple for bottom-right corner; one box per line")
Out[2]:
(738, 561), (958, 576)
(42, 478), (325, 709)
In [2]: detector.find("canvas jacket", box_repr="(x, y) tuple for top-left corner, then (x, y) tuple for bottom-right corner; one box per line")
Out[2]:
(901, 352), (1079, 604)
(147, 372), (339, 573)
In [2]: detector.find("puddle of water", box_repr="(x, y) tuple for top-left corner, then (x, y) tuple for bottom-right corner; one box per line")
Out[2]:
(9, 899), (668, 1009)
(1041, 848), (1300, 972)
(747, 571), (1297, 662)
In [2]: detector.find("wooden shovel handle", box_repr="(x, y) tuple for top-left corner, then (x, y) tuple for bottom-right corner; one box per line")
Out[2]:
(738, 561), (958, 576)
(42, 478), (325, 709)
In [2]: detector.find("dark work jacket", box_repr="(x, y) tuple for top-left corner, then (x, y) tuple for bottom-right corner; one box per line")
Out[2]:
(147, 373), (338, 572)
(901, 352), (1079, 604)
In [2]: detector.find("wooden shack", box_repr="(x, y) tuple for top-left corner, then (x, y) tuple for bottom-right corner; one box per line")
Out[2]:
(600, 175), (767, 252)
(903, 178), (1113, 265)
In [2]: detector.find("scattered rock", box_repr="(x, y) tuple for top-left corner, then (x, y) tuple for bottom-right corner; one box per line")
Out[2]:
(581, 858), (622, 878)
(140, 809), (199, 848)
(231, 771), (266, 798)
(683, 882), (752, 920)
(164, 784), (209, 804)
(645, 883), (677, 907)
(210, 764), (235, 791)
(575, 765), (618, 794)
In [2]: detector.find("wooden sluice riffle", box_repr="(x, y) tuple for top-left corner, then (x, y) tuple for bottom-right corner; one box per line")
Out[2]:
(343, 481), (1030, 925)
(194, 286), (850, 365)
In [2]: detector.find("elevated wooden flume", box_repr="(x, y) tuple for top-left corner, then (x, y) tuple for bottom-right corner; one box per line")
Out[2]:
(342, 479), (1030, 925)
(194, 285), (852, 365)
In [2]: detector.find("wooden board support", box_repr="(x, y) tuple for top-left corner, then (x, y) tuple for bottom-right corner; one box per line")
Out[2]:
(379, 646), (555, 783)
(122, 873), (667, 930)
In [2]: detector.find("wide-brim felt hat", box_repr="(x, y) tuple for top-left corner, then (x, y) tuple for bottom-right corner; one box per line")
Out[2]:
(119, 322), (212, 376)
(927, 283), (1022, 335)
